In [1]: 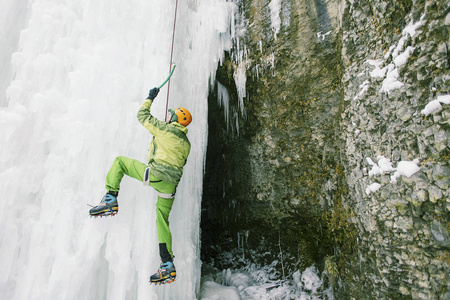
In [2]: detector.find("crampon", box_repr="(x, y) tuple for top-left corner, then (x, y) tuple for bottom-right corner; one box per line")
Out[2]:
(149, 261), (177, 285)
(149, 275), (176, 285)
(87, 203), (118, 217)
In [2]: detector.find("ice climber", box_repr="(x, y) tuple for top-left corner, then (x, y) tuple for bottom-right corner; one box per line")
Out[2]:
(89, 87), (192, 285)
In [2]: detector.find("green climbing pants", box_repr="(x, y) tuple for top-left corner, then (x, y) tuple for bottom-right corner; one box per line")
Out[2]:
(105, 156), (177, 262)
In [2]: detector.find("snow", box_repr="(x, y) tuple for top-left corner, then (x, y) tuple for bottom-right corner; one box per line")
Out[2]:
(365, 156), (420, 194)
(0, 0), (235, 299)
(384, 45), (396, 60)
(390, 159), (421, 183)
(393, 46), (414, 67)
(402, 18), (423, 38)
(200, 281), (241, 300)
(366, 156), (395, 177)
(367, 60), (386, 78)
(377, 16), (423, 94)
(317, 31), (332, 41)
(201, 265), (333, 300)
(421, 94), (450, 116)
(353, 80), (369, 100)
(296, 266), (322, 292)
(379, 63), (404, 94)
(361, 16), (424, 96)
(365, 183), (382, 195)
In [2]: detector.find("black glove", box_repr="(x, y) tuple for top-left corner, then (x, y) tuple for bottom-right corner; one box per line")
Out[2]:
(147, 87), (160, 100)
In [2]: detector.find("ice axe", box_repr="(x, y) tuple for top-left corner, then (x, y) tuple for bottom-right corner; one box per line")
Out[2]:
(159, 64), (176, 89)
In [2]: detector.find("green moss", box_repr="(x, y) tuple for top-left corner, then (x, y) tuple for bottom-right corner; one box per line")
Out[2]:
(324, 255), (339, 287)
(321, 197), (358, 268)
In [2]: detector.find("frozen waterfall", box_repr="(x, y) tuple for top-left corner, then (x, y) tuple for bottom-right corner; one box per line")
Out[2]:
(0, 0), (234, 299)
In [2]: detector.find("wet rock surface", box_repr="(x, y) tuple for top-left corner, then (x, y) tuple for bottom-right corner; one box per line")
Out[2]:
(201, 0), (449, 299)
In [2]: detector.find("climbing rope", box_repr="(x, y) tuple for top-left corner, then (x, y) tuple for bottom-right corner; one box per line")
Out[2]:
(164, 0), (179, 121)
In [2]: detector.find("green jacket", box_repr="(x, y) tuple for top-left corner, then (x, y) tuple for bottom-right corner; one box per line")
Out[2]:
(137, 99), (191, 185)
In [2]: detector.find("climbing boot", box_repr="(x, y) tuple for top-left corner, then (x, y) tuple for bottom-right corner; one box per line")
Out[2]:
(149, 261), (176, 285)
(89, 193), (118, 217)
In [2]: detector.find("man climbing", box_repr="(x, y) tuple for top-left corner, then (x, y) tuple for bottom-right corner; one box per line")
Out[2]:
(89, 87), (192, 285)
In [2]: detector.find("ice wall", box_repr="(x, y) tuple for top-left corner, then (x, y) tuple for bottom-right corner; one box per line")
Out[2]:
(0, 0), (234, 299)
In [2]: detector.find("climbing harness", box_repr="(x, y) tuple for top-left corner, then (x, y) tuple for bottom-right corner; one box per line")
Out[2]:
(163, 0), (179, 121)
(143, 168), (176, 199)
(157, 192), (176, 199)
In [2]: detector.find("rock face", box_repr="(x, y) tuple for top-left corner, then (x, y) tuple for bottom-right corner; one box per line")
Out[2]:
(201, 0), (449, 299)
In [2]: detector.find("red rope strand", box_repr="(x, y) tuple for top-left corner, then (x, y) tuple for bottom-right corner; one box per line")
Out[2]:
(165, 0), (179, 120)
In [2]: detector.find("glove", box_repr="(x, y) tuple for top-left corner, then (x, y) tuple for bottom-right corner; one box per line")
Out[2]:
(147, 87), (160, 100)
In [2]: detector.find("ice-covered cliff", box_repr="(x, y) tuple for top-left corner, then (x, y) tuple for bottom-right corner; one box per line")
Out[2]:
(0, 0), (233, 299)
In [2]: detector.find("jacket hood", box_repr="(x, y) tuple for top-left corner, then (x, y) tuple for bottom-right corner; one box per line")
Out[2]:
(171, 121), (188, 134)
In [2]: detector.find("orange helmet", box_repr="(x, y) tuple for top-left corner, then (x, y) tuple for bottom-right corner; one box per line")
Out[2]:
(168, 107), (192, 127)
